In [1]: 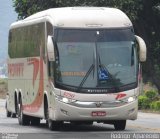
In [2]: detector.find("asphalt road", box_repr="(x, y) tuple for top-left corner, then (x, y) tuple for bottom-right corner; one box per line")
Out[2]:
(0, 99), (159, 139)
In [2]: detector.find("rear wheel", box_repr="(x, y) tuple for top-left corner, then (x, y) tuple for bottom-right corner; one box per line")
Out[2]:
(114, 120), (126, 131)
(18, 98), (30, 125)
(11, 113), (17, 118)
(6, 110), (11, 117)
(6, 102), (11, 117)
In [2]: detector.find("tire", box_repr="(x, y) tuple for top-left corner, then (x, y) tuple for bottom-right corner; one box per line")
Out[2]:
(12, 113), (17, 118)
(6, 110), (11, 117)
(114, 120), (126, 131)
(44, 99), (61, 130)
(18, 98), (30, 125)
(15, 94), (18, 114)
(48, 119), (63, 131)
(6, 102), (11, 117)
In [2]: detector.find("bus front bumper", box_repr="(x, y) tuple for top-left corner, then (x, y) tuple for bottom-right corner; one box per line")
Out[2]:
(50, 99), (138, 121)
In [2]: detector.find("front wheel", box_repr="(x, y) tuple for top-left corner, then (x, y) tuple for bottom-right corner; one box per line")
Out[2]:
(48, 119), (61, 131)
(44, 99), (61, 130)
(114, 120), (126, 131)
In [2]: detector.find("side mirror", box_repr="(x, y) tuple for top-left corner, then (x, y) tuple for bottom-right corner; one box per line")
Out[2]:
(47, 35), (55, 61)
(135, 35), (147, 62)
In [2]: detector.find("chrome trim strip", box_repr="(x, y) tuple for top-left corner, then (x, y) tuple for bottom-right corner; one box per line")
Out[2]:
(70, 100), (127, 108)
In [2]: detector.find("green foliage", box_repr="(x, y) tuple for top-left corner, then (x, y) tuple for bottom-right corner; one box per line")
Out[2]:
(12, 0), (142, 20)
(139, 90), (160, 111)
(150, 101), (160, 111)
(138, 95), (150, 109)
(150, 101), (156, 110)
(144, 90), (158, 100)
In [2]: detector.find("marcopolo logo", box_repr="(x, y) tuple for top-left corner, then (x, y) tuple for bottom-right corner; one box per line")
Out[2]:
(95, 102), (103, 107)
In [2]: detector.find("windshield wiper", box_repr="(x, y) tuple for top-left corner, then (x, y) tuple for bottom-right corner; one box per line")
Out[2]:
(77, 64), (95, 92)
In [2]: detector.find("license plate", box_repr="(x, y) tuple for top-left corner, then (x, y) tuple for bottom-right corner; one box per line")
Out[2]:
(91, 111), (106, 116)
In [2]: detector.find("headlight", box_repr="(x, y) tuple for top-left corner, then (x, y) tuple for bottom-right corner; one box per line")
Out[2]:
(62, 97), (69, 103)
(121, 96), (137, 103)
(55, 95), (76, 104)
(128, 97), (135, 102)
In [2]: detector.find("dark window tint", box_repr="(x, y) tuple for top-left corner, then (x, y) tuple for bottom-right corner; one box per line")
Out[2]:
(8, 23), (45, 58)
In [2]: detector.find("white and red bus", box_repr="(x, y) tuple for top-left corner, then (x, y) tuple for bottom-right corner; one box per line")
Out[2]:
(6, 7), (146, 130)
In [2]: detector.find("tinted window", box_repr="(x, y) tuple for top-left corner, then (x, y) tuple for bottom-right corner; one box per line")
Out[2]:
(9, 23), (45, 58)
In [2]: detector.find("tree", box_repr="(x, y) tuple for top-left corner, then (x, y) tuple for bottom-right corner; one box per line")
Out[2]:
(13, 0), (142, 20)
(12, 0), (160, 93)
(134, 1), (160, 92)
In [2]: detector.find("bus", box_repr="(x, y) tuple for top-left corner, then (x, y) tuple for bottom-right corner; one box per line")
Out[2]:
(6, 7), (146, 130)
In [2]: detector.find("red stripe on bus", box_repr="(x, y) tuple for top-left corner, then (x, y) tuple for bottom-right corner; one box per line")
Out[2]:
(23, 57), (44, 113)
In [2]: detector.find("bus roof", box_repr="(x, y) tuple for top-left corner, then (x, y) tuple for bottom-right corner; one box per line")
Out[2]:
(10, 7), (132, 29)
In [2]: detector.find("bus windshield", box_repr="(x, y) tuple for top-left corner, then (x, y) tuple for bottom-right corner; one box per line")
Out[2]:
(54, 28), (138, 93)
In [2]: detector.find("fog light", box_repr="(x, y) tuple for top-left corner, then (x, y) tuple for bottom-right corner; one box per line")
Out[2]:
(128, 108), (135, 114)
(61, 109), (68, 115)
